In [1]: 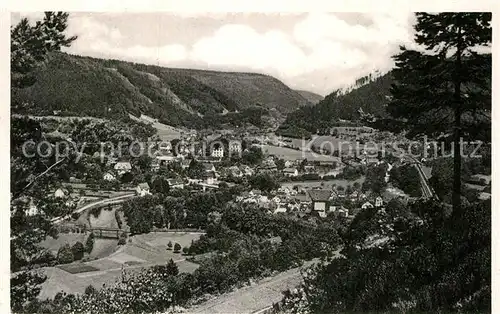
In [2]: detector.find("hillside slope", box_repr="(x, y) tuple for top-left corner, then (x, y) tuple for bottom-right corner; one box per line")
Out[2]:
(12, 53), (313, 128)
(294, 90), (324, 105)
(279, 72), (393, 134)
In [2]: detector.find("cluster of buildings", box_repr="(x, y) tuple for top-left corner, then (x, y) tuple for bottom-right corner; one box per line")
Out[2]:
(235, 184), (386, 220)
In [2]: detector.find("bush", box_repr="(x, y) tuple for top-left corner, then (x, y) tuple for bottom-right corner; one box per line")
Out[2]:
(33, 250), (56, 266)
(71, 241), (85, 260)
(166, 259), (179, 276)
(167, 241), (173, 250)
(71, 212), (80, 220)
(57, 244), (74, 264)
(90, 207), (102, 218)
(115, 210), (123, 229)
(174, 243), (182, 253)
(118, 232), (127, 245)
(182, 247), (190, 255)
(85, 233), (95, 254)
(84, 285), (97, 295)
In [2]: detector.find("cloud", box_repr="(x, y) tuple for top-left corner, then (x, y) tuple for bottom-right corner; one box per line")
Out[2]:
(66, 15), (187, 64)
(24, 12), (416, 95)
(188, 12), (415, 94)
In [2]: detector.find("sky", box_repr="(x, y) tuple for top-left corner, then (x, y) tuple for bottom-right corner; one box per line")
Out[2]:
(12, 11), (419, 96)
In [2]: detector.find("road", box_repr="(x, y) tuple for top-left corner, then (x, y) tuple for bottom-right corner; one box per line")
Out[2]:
(51, 193), (135, 224)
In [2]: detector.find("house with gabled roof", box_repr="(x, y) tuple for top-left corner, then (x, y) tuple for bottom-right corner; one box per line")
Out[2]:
(307, 189), (333, 212)
(283, 167), (299, 177)
(136, 182), (151, 197)
(114, 161), (132, 175)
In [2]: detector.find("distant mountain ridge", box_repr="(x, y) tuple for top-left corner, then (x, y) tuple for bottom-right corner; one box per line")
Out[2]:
(294, 90), (324, 105)
(12, 52), (314, 129)
(279, 72), (393, 134)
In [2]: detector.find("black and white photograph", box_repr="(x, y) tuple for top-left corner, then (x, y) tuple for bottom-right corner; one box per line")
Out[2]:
(9, 4), (493, 314)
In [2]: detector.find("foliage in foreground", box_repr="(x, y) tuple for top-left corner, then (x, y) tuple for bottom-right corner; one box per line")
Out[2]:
(276, 200), (490, 313)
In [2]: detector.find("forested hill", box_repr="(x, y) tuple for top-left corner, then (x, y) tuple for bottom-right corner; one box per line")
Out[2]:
(278, 72), (393, 134)
(294, 90), (324, 105)
(12, 52), (314, 128)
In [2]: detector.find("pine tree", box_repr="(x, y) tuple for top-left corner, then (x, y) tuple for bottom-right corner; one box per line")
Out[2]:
(387, 13), (491, 212)
(11, 12), (77, 90)
(166, 258), (179, 276)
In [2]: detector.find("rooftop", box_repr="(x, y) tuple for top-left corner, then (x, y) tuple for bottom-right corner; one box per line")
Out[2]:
(307, 189), (332, 202)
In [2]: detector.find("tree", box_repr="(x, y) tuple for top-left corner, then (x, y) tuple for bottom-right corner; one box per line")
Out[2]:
(249, 173), (280, 193)
(276, 158), (286, 171)
(362, 164), (388, 194)
(188, 159), (204, 179)
(182, 247), (189, 255)
(174, 242), (182, 253)
(386, 13), (491, 213)
(242, 146), (263, 165)
(85, 233), (94, 253)
(71, 241), (85, 260)
(10, 13), (77, 309)
(151, 176), (170, 195)
(57, 244), (74, 264)
(166, 258), (179, 276)
(11, 12), (77, 89)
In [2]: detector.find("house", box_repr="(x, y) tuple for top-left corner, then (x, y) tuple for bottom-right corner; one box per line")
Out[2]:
(103, 172), (116, 181)
(336, 208), (349, 218)
(257, 164), (277, 173)
(349, 191), (359, 200)
(250, 189), (262, 197)
(307, 189), (333, 212)
(240, 165), (255, 176)
(277, 187), (291, 195)
(303, 165), (316, 173)
(227, 165), (243, 177)
(114, 161), (132, 175)
(202, 163), (216, 173)
(361, 201), (374, 210)
(54, 188), (66, 198)
(151, 159), (161, 172)
(274, 206), (288, 214)
(24, 198), (39, 216)
(181, 159), (191, 170)
(204, 171), (217, 185)
(167, 178), (185, 189)
(229, 141), (242, 154)
(318, 211), (327, 218)
(136, 183), (151, 197)
(361, 157), (380, 165)
(211, 144), (224, 158)
(375, 196), (384, 207)
(283, 167), (299, 177)
(156, 155), (177, 164)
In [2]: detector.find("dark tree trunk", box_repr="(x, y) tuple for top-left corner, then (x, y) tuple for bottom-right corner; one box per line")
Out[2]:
(452, 33), (463, 213)
(453, 106), (461, 212)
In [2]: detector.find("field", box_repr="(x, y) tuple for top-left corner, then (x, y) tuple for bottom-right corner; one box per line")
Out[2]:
(38, 232), (203, 299)
(261, 145), (341, 162)
(189, 266), (306, 314)
(281, 178), (366, 190)
(57, 264), (100, 274)
(89, 207), (118, 229)
(129, 113), (185, 141)
(40, 233), (87, 255)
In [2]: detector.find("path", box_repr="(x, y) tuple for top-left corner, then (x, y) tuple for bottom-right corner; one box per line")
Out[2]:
(188, 261), (316, 314)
